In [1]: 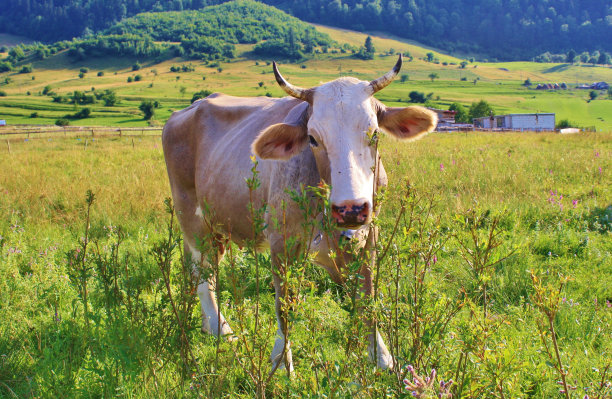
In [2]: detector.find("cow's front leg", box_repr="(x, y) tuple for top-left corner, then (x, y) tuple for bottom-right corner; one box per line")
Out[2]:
(352, 228), (394, 370)
(358, 259), (394, 370)
(188, 246), (234, 338)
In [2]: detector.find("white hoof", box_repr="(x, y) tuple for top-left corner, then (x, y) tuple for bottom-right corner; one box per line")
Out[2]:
(202, 315), (234, 338)
(270, 333), (294, 373)
(369, 330), (394, 370)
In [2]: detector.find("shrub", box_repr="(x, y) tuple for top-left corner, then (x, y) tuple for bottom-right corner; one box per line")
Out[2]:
(0, 61), (13, 72)
(0, 90), (7, 97)
(55, 118), (70, 126)
(556, 119), (573, 129)
(19, 64), (33, 73)
(408, 91), (426, 103)
(468, 99), (495, 119)
(30, 112), (38, 118)
(97, 71), (104, 77)
(127, 76), (133, 83)
(79, 72), (85, 79)
(72, 108), (91, 119)
(80, 67), (89, 73)
(191, 90), (212, 104)
(134, 74), (142, 81)
(139, 100), (155, 120)
(449, 102), (469, 123)
(99, 90), (118, 106)
(132, 62), (141, 71)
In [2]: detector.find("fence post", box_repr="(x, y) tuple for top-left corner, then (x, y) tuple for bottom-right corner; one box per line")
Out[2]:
(5, 139), (10, 154)
(119, 128), (122, 138)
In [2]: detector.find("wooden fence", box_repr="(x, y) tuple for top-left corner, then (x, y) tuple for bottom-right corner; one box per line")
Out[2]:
(0, 125), (163, 139)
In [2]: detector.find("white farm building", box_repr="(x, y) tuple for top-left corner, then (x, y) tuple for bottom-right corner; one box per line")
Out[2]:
(473, 113), (555, 131)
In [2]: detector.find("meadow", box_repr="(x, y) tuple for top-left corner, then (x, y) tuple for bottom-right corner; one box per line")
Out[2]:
(1, 25), (612, 131)
(0, 130), (610, 398)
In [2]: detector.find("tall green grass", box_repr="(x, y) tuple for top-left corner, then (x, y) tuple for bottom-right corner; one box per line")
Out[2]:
(0, 132), (610, 397)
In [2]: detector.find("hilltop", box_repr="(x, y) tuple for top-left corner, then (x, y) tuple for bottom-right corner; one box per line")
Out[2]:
(1, 0), (611, 61)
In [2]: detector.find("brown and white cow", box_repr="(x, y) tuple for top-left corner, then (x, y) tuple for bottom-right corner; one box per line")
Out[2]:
(162, 55), (437, 371)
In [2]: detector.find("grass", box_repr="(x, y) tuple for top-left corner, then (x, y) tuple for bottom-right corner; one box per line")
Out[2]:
(0, 131), (610, 397)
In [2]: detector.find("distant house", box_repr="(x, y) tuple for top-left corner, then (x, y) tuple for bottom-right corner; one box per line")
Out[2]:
(592, 81), (609, 90)
(0, 120), (6, 126)
(473, 113), (555, 131)
(428, 107), (456, 129)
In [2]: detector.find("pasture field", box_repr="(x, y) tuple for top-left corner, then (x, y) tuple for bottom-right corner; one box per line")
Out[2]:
(1, 131), (610, 398)
(1, 25), (612, 131)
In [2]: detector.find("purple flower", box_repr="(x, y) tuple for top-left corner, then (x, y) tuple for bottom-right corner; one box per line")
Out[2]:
(440, 163), (444, 171)
(572, 199), (578, 208)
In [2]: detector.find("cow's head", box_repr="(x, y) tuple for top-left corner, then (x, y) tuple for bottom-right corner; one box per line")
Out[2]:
(252, 55), (437, 228)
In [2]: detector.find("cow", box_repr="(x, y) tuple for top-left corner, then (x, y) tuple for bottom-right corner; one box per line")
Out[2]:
(162, 55), (437, 372)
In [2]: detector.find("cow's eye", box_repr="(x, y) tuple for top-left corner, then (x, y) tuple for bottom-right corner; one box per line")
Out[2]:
(308, 135), (319, 147)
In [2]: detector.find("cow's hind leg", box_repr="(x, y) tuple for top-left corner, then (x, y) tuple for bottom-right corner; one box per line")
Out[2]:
(270, 271), (294, 373)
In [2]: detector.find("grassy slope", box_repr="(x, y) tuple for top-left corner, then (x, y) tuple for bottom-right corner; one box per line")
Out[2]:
(0, 24), (611, 130)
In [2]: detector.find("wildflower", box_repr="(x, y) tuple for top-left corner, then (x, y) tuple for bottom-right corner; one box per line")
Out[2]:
(440, 163), (444, 171)
(594, 151), (599, 158)
(572, 199), (578, 208)
(599, 167), (602, 174)
(403, 365), (452, 398)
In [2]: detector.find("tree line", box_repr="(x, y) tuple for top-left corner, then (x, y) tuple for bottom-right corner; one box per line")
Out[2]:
(1, 0), (610, 60)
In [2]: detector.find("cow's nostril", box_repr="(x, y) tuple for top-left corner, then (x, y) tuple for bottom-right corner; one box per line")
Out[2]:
(331, 201), (370, 227)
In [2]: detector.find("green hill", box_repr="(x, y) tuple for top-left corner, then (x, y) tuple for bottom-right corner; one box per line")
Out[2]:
(1, 0), (611, 61)
(0, 12), (611, 131)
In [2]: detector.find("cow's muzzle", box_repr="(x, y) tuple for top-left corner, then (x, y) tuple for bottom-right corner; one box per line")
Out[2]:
(331, 201), (370, 228)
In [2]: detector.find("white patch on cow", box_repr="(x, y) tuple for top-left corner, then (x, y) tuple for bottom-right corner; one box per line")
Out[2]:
(271, 329), (294, 372)
(368, 330), (394, 370)
(309, 78), (378, 210)
(195, 206), (203, 219)
(189, 245), (234, 338)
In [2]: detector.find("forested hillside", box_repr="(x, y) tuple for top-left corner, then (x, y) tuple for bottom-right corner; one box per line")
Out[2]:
(0, 1), (335, 67)
(2, 0), (611, 60)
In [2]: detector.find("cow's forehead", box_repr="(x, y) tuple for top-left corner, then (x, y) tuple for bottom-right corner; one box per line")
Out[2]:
(310, 77), (377, 133)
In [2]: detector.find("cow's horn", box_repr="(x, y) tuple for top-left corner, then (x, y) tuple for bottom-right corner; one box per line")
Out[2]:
(369, 54), (403, 94)
(273, 62), (312, 103)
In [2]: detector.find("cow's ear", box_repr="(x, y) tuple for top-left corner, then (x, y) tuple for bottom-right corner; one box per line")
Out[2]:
(378, 106), (437, 141)
(252, 123), (308, 160)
